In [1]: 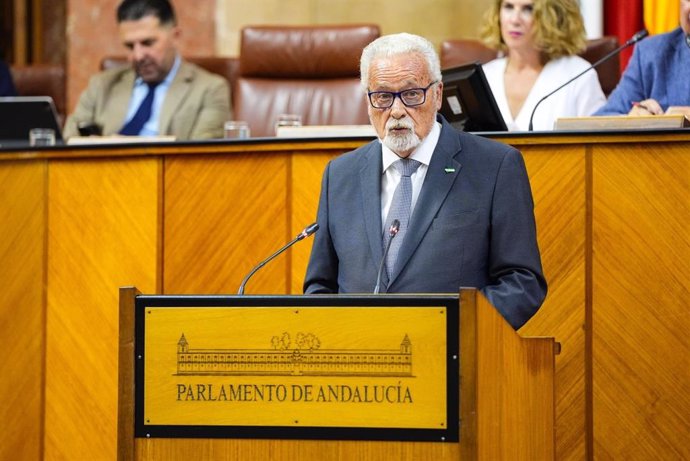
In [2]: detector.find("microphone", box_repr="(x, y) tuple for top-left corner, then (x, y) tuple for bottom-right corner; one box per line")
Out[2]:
(528, 29), (649, 131)
(237, 222), (319, 295)
(373, 219), (400, 294)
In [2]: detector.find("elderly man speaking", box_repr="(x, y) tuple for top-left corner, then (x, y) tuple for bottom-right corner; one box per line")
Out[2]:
(303, 33), (546, 330)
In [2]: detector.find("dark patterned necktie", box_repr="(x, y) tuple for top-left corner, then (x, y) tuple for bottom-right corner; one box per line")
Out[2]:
(119, 82), (159, 135)
(382, 158), (421, 279)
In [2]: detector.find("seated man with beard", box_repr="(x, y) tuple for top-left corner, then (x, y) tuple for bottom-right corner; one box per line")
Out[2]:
(303, 32), (547, 330)
(63, 0), (230, 140)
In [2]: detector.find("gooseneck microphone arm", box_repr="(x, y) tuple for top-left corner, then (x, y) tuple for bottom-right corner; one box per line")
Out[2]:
(374, 219), (400, 295)
(527, 29), (649, 131)
(237, 222), (319, 295)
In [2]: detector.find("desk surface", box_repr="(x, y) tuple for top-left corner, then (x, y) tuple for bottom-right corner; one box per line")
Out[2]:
(2, 128), (690, 161)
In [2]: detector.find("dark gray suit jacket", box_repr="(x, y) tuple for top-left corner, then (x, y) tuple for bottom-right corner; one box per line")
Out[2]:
(303, 117), (546, 329)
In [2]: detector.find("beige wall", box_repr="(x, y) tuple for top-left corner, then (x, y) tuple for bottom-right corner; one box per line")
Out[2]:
(216, 0), (491, 56)
(65, 0), (489, 112)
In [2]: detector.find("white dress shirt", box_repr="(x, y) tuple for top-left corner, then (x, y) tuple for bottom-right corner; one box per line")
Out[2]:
(380, 120), (441, 231)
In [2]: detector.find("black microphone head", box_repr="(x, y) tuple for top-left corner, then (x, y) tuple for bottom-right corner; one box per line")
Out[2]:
(304, 222), (319, 236)
(297, 222), (319, 240)
(628, 29), (649, 45)
(389, 219), (400, 236)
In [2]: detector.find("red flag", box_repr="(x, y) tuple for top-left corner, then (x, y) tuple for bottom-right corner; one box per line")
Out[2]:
(604, 0), (644, 72)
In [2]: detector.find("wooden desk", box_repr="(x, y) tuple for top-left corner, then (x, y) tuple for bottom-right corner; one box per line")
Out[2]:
(1, 131), (689, 460)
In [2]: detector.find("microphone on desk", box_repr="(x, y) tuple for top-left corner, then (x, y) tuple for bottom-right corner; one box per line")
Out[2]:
(527, 29), (649, 131)
(373, 219), (400, 294)
(237, 222), (319, 295)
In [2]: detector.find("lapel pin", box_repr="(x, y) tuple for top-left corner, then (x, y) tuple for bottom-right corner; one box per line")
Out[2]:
(444, 167), (456, 173)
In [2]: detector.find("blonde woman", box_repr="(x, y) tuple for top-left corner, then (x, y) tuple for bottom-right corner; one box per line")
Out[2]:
(480, 0), (605, 131)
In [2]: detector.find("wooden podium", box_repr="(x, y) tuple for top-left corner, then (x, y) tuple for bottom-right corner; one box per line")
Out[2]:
(118, 287), (556, 460)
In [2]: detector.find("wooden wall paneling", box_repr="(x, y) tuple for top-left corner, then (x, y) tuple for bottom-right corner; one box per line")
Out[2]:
(519, 145), (588, 461)
(468, 289), (556, 460)
(592, 142), (690, 460)
(5, 132), (687, 460)
(12, 0), (27, 64)
(134, 437), (462, 460)
(0, 160), (46, 461)
(45, 157), (161, 460)
(163, 153), (290, 295)
(290, 151), (338, 294)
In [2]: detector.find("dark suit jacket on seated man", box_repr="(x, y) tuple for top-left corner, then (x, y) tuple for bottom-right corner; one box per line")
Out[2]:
(63, 0), (230, 140)
(303, 32), (547, 330)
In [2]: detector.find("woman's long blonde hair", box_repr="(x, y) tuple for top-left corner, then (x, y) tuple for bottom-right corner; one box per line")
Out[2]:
(479, 0), (587, 61)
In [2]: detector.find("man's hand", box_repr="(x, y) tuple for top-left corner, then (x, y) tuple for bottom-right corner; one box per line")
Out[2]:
(628, 99), (663, 115)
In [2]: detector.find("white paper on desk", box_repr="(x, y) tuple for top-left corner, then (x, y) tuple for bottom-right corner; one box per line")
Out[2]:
(67, 135), (177, 145)
(275, 125), (376, 138)
(555, 114), (690, 131)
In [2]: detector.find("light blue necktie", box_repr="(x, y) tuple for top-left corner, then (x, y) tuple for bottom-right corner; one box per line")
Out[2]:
(383, 158), (421, 279)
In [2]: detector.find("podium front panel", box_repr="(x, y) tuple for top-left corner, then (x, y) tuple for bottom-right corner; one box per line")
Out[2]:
(134, 294), (460, 442)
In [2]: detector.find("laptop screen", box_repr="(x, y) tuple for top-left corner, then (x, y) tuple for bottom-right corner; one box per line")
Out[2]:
(0, 96), (63, 146)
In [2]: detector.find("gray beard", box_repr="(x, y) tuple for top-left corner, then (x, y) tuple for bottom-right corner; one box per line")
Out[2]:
(383, 130), (421, 155)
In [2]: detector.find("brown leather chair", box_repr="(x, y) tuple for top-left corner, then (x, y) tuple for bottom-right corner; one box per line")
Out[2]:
(11, 64), (67, 123)
(578, 37), (621, 96)
(440, 36), (621, 95)
(234, 24), (380, 137)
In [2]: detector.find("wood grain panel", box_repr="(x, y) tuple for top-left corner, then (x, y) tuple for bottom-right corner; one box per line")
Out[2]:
(45, 158), (160, 460)
(519, 146), (588, 461)
(291, 151), (338, 294)
(592, 143), (690, 460)
(164, 153), (289, 295)
(0, 160), (46, 461)
(5, 133), (688, 459)
(134, 438), (460, 461)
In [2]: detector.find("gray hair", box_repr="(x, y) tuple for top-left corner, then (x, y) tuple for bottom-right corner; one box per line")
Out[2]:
(360, 33), (442, 90)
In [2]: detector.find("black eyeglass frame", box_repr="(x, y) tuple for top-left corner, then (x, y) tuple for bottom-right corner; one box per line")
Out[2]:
(367, 81), (439, 109)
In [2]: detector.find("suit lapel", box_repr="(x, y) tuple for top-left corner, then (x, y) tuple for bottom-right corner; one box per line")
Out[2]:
(358, 142), (385, 280)
(106, 70), (136, 134)
(159, 61), (193, 135)
(388, 120), (463, 284)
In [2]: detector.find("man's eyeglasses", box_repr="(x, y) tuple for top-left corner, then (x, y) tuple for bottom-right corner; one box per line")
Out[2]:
(367, 81), (438, 109)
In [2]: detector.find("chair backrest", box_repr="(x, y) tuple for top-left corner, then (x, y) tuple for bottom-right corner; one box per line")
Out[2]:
(440, 40), (499, 70)
(578, 36), (620, 96)
(440, 36), (621, 95)
(11, 64), (67, 123)
(235, 24), (380, 137)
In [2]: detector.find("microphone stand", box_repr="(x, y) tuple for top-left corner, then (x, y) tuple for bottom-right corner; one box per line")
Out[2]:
(238, 223), (319, 295)
(374, 219), (400, 294)
(528, 29), (649, 131)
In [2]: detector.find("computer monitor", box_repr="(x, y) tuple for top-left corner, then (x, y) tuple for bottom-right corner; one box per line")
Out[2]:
(439, 62), (508, 132)
(0, 96), (63, 146)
